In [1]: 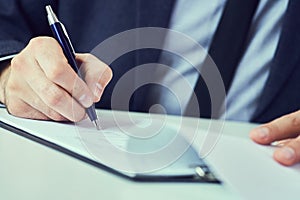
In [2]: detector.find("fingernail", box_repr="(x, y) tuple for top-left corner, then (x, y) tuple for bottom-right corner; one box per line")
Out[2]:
(254, 127), (269, 140)
(278, 147), (295, 160)
(94, 83), (103, 98)
(79, 94), (92, 107)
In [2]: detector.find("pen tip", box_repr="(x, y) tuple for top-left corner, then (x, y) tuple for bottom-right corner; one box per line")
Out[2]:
(93, 119), (101, 130)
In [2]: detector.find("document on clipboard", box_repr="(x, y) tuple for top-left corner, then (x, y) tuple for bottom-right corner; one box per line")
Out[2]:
(0, 108), (220, 183)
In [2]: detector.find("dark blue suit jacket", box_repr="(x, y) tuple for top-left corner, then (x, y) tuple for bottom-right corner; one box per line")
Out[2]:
(0, 0), (300, 123)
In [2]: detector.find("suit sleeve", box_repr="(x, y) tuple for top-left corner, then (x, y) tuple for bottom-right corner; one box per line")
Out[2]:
(0, 0), (57, 57)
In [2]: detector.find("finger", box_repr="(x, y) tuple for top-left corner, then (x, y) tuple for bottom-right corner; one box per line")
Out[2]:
(249, 111), (300, 145)
(9, 50), (70, 121)
(22, 56), (86, 122)
(271, 139), (293, 147)
(28, 66), (86, 122)
(76, 53), (113, 102)
(20, 81), (67, 121)
(273, 136), (300, 166)
(27, 37), (94, 108)
(8, 55), (55, 120)
(6, 98), (50, 121)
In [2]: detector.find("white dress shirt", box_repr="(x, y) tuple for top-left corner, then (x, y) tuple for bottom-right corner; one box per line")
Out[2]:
(157, 0), (289, 121)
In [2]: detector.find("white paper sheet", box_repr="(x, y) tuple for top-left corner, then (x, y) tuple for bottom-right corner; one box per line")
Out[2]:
(2, 108), (300, 199)
(0, 108), (207, 177)
(205, 134), (300, 200)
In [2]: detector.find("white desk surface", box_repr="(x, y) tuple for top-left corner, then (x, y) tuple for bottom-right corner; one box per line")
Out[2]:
(0, 110), (257, 200)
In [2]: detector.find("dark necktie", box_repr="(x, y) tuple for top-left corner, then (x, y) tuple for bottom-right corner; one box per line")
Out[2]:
(185, 0), (259, 118)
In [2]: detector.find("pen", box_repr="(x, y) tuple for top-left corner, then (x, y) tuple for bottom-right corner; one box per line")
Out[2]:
(45, 5), (100, 130)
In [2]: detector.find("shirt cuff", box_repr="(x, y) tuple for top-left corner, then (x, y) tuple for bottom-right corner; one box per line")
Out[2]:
(0, 54), (16, 73)
(0, 54), (17, 62)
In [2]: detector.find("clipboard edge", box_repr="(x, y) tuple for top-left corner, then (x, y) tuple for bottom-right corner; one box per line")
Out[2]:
(0, 119), (221, 184)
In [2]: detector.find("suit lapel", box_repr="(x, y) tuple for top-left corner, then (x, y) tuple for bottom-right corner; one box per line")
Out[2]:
(129, 0), (175, 111)
(252, 0), (300, 121)
(135, 0), (176, 63)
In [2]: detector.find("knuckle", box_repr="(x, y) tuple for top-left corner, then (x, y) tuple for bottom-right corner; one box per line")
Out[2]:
(28, 37), (62, 56)
(44, 87), (65, 107)
(10, 55), (25, 72)
(46, 62), (68, 81)
(47, 94), (65, 107)
(28, 37), (45, 50)
(47, 68), (62, 81)
(28, 36), (56, 49)
(287, 112), (300, 128)
(265, 122), (280, 138)
(72, 83), (86, 97)
(5, 81), (20, 97)
(279, 112), (300, 128)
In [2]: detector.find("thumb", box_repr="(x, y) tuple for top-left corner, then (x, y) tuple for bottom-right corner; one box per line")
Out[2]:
(76, 53), (113, 102)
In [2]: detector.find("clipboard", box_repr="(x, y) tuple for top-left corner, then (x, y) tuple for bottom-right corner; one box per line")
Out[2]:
(0, 108), (220, 183)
